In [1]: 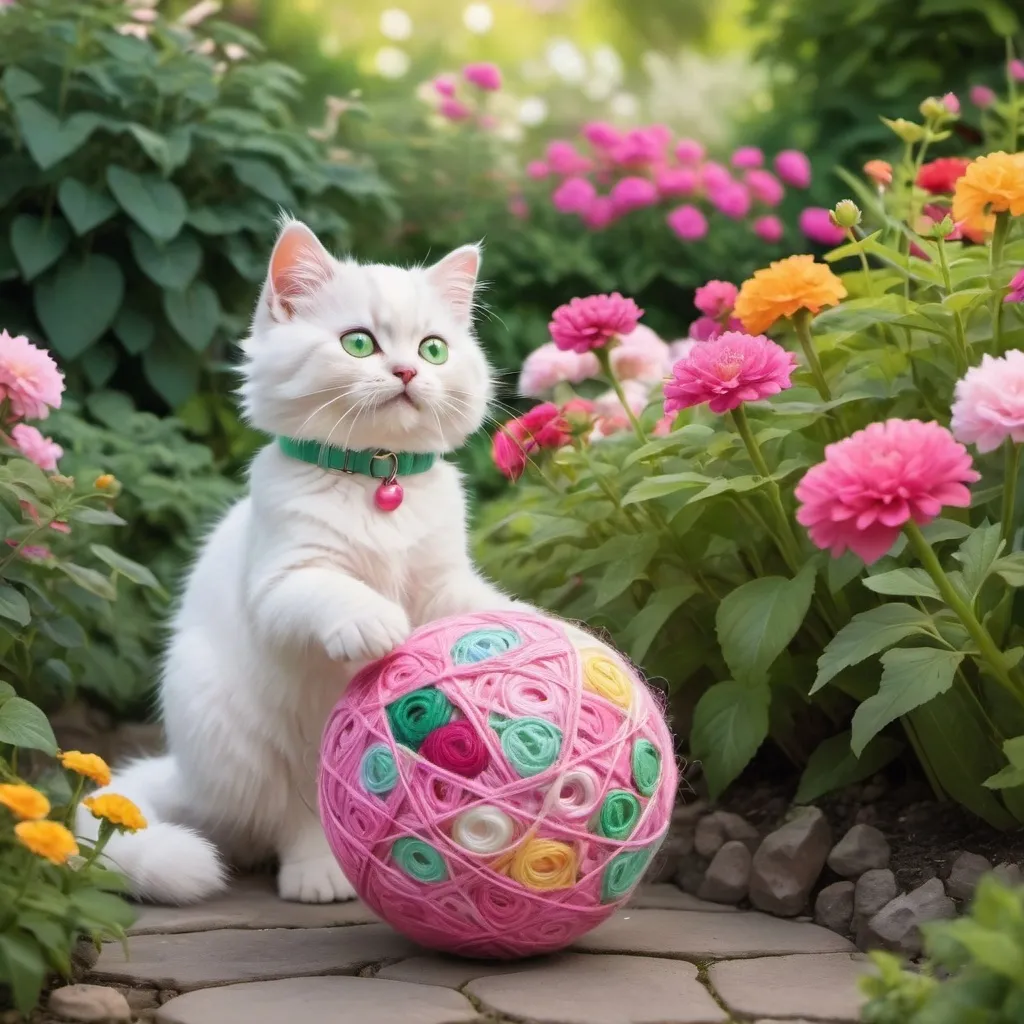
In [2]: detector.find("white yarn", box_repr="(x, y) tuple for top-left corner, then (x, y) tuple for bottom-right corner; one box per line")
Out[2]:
(452, 806), (515, 854)
(554, 768), (598, 817)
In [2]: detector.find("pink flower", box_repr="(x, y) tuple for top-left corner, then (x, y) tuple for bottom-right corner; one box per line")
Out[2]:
(745, 169), (784, 206)
(592, 381), (649, 439)
(795, 420), (979, 564)
(582, 195), (615, 230)
(694, 280), (738, 320)
(754, 215), (784, 243)
(6, 540), (51, 561)
(582, 121), (622, 151)
(775, 150), (812, 189)
(519, 343), (599, 397)
(491, 403), (571, 480)
(942, 92), (960, 114)
(700, 161), (732, 191)
(433, 76), (456, 97)
(610, 176), (658, 214)
(508, 195), (529, 219)
(970, 85), (997, 108)
(731, 146), (764, 169)
(10, 424), (62, 471)
(674, 139), (705, 164)
(526, 160), (550, 180)
(546, 140), (591, 176)
(439, 98), (471, 121)
(610, 325), (670, 383)
(0, 331), (64, 420)
(689, 316), (722, 342)
(950, 351), (1024, 453)
(1006, 268), (1024, 303)
(709, 182), (751, 219)
(655, 166), (698, 198)
(668, 339), (696, 363)
(1010, 59), (1024, 83)
(611, 126), (671, 168)
(667, 205), (708, 241)
(652, 413), (675, 437)
(552, 176), (596, 214)
(463, 62), (501, 91)
(800, 207), (845, 246)
(549, 293), (643, 353)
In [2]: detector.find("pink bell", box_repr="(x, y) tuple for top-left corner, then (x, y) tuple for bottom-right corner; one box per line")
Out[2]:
(374, 480), (404, 512)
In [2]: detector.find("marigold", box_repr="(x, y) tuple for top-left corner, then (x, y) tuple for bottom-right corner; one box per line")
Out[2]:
(951, 152), (1024, 233)
(60, 750), (111, 787)
(734, 255), (847, 335)
(84, 793), (147, 832)
(15, 820), (79, 864)
(0, 783), (50, 820)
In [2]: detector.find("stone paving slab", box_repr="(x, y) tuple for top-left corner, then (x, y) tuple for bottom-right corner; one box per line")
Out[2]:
(628, 884), (737, 913)
(155, 977), (479, 1024)
(465, 953), (728, 1024)
(574, 908), (855, 960)
(707, 953), (871, 1021)
(376, 953), (551, 988)
(92, 925), (420, 991)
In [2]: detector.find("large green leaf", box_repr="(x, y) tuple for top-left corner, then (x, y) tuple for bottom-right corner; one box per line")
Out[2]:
(163, 281), (220, 351)
(690, 680), (770, 798)
(592, 535), (659, 608)
(622, 472), (712, 505)
(0, 695), (58, 753)
(0, 932), (47, 1015)
(983, 736), (1024, 790)
(795, 730), (904, 804)
(993, 552), (1024, 587)
(625, 582), (701, 663)
(9, 214), (70, 280)
(229, 157), (295, 205)
(953, 524), (1004, 602)
(34, 255), (124, 359)
(0, 583), (31, 626)
(58, 178), (118, 236)
(13, 99), (100, 170)
(142, 341), (200, 407)
(128, 227), (202, 290)
(851, 647), (963, 756)
(716, 562), (816, 684)
(862, 567), (941, 599)
(112, 305), (154, 355)
(90, 544), (161, 589)
(60, 562), (117, 600)
(106, 165), (187, 241)
(2, 67), (43, 101)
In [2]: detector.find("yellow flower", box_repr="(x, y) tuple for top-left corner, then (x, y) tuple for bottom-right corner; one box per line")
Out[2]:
(15, 820), (79, 865)
(734, 255), (848, 335)
(83, 793), (147, 832)
(951, 151), (1024, 233)
(0, 783), (51, 821)
(94, 474), (116, 490)
(505, 838), (578, 891)
(59, 750), (111, 787)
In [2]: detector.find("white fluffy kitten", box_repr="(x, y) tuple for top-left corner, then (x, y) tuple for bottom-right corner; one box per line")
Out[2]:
(79, 220), (525, 904)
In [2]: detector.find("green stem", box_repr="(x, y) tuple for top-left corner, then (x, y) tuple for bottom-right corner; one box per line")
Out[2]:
(1001, 440), (1021, 549)
(792, 309), (832, 402)
(846, 227), (874, 297)
(991, 212), (1010, 355)
(935, 235), (970, 374)
(1007, 37), (1020, 152)
(596, 346), (647, 443)
(64, 775), (85, 828)
(904, 521), (1024, 702)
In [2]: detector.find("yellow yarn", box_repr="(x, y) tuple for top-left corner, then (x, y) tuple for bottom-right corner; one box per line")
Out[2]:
(505, 838), (578, 891)
(581, 650), (633, 709)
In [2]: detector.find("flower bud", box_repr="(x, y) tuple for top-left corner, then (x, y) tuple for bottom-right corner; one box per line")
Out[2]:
(933, 216), (956, 239)
(51, 474), (74, 490)
(830, 199), (862, 229)
(881, 117), (926, 143)
(918, 96), (947, 121)
(94, 474), (116, 491)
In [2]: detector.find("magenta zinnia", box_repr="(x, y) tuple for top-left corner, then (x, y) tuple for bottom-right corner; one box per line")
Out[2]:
(549, 293), (643, 353)
(795, 419), (979, 564)
(663, 331), (797, 415)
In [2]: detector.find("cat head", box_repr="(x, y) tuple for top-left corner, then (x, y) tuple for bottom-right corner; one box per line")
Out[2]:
(239, 219), (492, 454)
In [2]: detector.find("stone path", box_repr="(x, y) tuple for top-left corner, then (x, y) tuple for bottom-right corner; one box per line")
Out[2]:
(82, 877), (873, 1024)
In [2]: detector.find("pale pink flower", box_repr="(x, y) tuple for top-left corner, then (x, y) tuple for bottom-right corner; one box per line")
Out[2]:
(655, 166), (698, 198)
(694, 280), (738, 320)
(117, 23), (149, 38)
(652, 413), (675, 437)
(508, 195), (529, 219)
(433, 76), (456, 97)
(774, 149), (812, 188)
(0, 331), (64, 420)
(950, 352), (1024, 453)
(178, 0), (220, 28)
(795, 419), (979, 563)
(10, 424), (61, 471)
(942, 92), (960, 114)
(463, 62), (501, 91)
(552, 176), (596, 214)
(667, 205), (708, 241)
(754, 215), (784, 243)
(519, 343), (599, 397)
(745, 169), (784, 206)
(131, 7), (157, 21)
(6, 541), (51, 561)
(546, 140), (591, 175)
(800, 207), (845, 246)
(731, 146), (764, 169)
(549, 293), (643, 353)
(610, 325), (671, 383)
(669, 339), (697, 363)
(610, 176), (658, 214)
(664, 331), (797, 415)
(582, 121), (621, 151)
(1006, 268), (1024, 303)
(224, 42), (248, 61)
(582, 196), (615, 230)
(970, 85), (997, 108)
(674, 139), (705, 164)
(700, 161), (732, 190)
(1010, 59), (1024, 83)
(526, 160), (549, 180)
(439, 98), (471, 121)
(709, 182), (751, 219)
(592, 381), (650, 439)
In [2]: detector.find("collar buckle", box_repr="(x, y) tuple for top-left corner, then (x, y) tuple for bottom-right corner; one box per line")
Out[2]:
(371, 450), (399, 483)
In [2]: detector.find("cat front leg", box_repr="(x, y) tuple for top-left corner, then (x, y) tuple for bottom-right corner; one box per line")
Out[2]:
(413, 561), (534, 624)
(277, 799), (356, 903)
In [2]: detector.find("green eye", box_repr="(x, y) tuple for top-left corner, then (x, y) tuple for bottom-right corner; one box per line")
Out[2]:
(341, 330), (376, 358)
(419, 336), (449, 365)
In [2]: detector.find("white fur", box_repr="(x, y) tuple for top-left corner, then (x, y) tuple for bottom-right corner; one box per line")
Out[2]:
(79, 221), (524, 904)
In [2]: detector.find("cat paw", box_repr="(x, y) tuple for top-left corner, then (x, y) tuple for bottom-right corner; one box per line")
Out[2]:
(322, 604), (410, 662)
(278, 856), (357, 903)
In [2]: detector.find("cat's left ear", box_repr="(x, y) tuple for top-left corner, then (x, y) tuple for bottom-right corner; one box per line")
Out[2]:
(427, 243), (482, 321)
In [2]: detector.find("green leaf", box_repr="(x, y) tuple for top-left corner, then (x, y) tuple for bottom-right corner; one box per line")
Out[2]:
(953, 524), (1004, 601)
(34, 255), (124, 359)
(60, 562), (117, 600)
(851, 647), (964, 756)
(0, 932), (47, 1015)
(112, 305), (154, 355)
(0, 680), (14, 700)
(2, 67), (43, 101)
(812, 603), (934, 694)
(71, 507), (126, 526)
(795, 731), (904, 804)
(983, 735), (1024, 789)
(931, 918), (1024, 979)
(229, 157), (295, 205)
(0, 583), (31, 626)
(70, 888), (137, 931)
(163, 281), (221, 351)
(690, 680), (770, 798)
(106, 165), (187, 242)
(40, 614), (86, 649)
(625, 582), (701, 663)
(592, 535), (659, 608)
(142, 341), (200, 408)
(622, 472), (712, 505)
(716, 563), (816, 684)
(90, 544), (161, 589)
(9, 214), (70, 280)
(13, 99), (101, 170)
(921, 519), (974, 544)
(58, 178), (119, 236)
(862, 567), (941, 599)
(0, 695), (58, 753)
(128, 227), (202, 290)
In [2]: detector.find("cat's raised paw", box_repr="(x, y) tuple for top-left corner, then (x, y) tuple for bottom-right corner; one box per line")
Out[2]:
(278, 855), (356, 903)
(322, 604), (410, 662)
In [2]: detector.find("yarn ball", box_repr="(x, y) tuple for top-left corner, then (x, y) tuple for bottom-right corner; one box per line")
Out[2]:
(318, 610), (677, 959)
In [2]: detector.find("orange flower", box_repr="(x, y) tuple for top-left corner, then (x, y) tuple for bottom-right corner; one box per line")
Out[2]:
(0, 783), (50, 821)
(60, 750), (111, 787)
(951, 151), (1024, 233)
(734, 255), (848, 335)
(15, 820), (79, 864)
(83, 793), (147, 832)
(863, 160), (893, 188)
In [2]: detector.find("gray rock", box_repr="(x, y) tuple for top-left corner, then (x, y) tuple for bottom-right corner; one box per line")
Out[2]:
(749, 806), (832, 917)
(49, 984), (131, 1022)
(854, 869), (897, 936)
(815, 881), (855, 935)
(992, 862), (1023, 887)
(674, 856), (709, 895)
(699, 841), (752, 904)
(946, 852), (993, 903)
(71, 938), (100, 974)
(672, 799), (708, 825)
(862, 878), (956, 956)
(695, 812), (759, 858)
(827, 825), (890, 878)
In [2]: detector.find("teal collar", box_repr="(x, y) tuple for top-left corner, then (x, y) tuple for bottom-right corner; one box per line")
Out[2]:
(277, 437), (438, 479)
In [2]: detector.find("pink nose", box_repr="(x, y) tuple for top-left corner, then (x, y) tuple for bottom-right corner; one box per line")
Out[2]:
(392, 366), (417, 386)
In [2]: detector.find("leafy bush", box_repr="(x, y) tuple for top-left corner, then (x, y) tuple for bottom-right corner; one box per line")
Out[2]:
(0, 0), (389, 411)
(861, 875), (1024, 1023)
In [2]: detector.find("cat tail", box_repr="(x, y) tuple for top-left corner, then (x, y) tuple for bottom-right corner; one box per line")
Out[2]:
(76, 754), (228, 904)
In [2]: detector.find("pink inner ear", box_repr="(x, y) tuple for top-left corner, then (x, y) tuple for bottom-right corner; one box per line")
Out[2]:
(270, 226), (330, 298)
(431, 246), (480, 316)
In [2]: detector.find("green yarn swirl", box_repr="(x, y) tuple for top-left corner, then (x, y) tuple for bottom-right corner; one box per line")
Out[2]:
(631, 739), (661, 797)
(598, 789), (642, 840)
(360, 744), (398, 796)
(451, 628), (521, 665)
(601, 846), (655, 903)
(392, 837), (448, 883)
(386, 687), (453, 750)
(498, 716), (562, 777)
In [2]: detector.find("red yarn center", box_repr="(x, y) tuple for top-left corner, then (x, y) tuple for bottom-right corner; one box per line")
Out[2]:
(420, 721), (490, 778)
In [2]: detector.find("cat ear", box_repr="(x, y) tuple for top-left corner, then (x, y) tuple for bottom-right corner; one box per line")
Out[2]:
(427, 243), (482, 321)
(266, 220), (333, 319)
